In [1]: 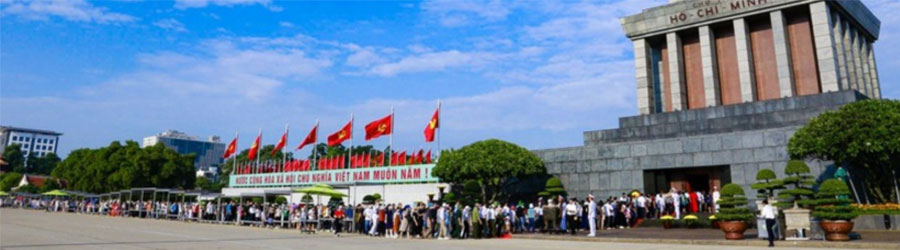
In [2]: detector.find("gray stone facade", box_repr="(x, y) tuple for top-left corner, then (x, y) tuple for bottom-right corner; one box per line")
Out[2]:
(534, 91), (867, 199)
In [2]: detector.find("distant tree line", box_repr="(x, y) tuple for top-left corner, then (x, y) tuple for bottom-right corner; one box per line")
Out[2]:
(50, 141), (196, 194)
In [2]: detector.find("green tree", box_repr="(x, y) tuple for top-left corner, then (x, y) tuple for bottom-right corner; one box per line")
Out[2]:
(543, 177), (567, 196)
(716, 183), (754, 221)
(51, 141), (196, 193)
(787, 99), (900, 203)
(16, 184), (39, 194)
(776, 160), (816, 208)
(3, 144), (26, 173)
(812, 179), (858, 221)
(26, 153), (61, 175)
(0, 172), (23, 191)
(750, 169), (783, 199)
(433, 139), (546, 204)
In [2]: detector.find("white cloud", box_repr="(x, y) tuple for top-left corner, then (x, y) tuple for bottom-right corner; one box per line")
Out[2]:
(153, 18), (187, 32)
(279, 21), (294, 28)
(106, 36), (334, 100)
(421, 0), (512, 27)
(174, 0), (273, 10)
(367, 50), (496, 76)
(0, 0), (136, 23)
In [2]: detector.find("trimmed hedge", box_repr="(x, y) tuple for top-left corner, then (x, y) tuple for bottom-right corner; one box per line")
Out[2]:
(717, 183), (754, 221)
(812, 179), (858, 221)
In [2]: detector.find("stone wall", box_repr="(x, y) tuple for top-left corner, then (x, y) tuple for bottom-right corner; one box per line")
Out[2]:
(534, 91), (865, 199)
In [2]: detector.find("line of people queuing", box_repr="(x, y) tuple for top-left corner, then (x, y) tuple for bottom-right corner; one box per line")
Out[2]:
(2, 186), (720, 239)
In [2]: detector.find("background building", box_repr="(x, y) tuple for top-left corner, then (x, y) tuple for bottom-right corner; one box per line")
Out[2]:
(142, 130), (225, 176)
(535, 0), (880, 199)
(0, 126), (62, 158)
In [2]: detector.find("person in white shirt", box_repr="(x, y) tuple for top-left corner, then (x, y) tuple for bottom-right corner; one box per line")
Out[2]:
(603, 201), (614, 230)
(759, 199), (777, 247)
(564, 200), (578, 235)
(586, 194), (597, 237)
(712, 186), (721, 213)
(636, 195), (647, 219)
(671, 189), (681, 219)
(655, 193), (665, 218)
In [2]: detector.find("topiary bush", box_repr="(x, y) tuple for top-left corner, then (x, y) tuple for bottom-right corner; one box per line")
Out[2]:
(717, 183), (754, 221)
(812, 178), (858, 221)
(543, 177), (567, 196)
(777, 160), (816, 208)
(751, 169), (783, 199)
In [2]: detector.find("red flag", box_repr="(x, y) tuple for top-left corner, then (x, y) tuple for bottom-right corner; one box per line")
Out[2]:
(297, 124), (317, 150)
(350, 155), (357, 168)
(425, 150), (432, 164)
(364, 114), (392, 141)
(391, 152), (398, 166)
(248, 132), (262, 161)
(363, 153), (369, 167)
(378, 153), (385, 166)
(223, 136), (238, 158)
(327, 120), (352, 147)
(318, 158), (325, 170)
(272, 130), (288, 156)
(424, 106), (439, 142)
(415, 149), (424, 164)
(340, 156), (346, 169)
(399, 151), (407, 166)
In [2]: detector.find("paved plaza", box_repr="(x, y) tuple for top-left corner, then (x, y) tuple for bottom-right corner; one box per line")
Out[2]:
(0, 209), (851, 250)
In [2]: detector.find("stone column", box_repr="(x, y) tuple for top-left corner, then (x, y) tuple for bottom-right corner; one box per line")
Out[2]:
(830, 12), (849, 90)
(667, 32), (687, 110)
(842, 21), (859, 92)
(770, 10), (794, 98)
(855, 32), (872, 97)
(866, 42), (881, 99)
(699, 25), (720, 107)
(634, 39), (655, 115)
(656, 50), (669, 111)
(733, 18), (756, 103)
(809, 2), (840, 92)
(849, 28), (867, 96)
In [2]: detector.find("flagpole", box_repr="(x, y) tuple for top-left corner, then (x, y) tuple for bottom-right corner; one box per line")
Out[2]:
(231, 132), (238, 175)
(256, 128), (261, 174)
(283, 123), (289, 172)
(389, 106), (394, 167)
(348, 113), (353, 169)
(313, 119), (319, 171)
(437, 99), (442, 159)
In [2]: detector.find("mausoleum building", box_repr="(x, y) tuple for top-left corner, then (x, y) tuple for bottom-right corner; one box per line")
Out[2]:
(535, 0), (881, 199)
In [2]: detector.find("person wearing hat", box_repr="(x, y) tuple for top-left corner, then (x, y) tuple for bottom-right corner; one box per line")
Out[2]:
(587, 194), (597, 236)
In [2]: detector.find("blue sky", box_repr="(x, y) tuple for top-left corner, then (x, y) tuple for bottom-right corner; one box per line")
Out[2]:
(2, 0), (899, 158)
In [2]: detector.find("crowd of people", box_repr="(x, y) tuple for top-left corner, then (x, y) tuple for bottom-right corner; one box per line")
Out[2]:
(1, 186), (721, 239)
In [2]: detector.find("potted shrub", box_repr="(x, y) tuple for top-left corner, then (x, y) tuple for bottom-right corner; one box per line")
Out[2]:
(660, 215), (675, 229)
(683, 214), (700, 229)
(813, 178), (858, 241)
(717, 183), (754, 240)
(709, 215), (720, 229)
(777, 160), (816, 239)
(751, 169), (784, 239)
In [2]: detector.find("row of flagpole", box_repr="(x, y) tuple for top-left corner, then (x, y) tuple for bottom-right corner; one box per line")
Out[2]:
(223, 101), (441, 174)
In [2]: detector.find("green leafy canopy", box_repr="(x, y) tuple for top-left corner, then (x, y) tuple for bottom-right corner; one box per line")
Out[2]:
(433, 139), (546, 204)
(787, 99), (900, 203)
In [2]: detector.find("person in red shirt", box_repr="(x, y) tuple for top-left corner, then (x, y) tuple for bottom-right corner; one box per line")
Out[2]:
(334, 205), (345, 237)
